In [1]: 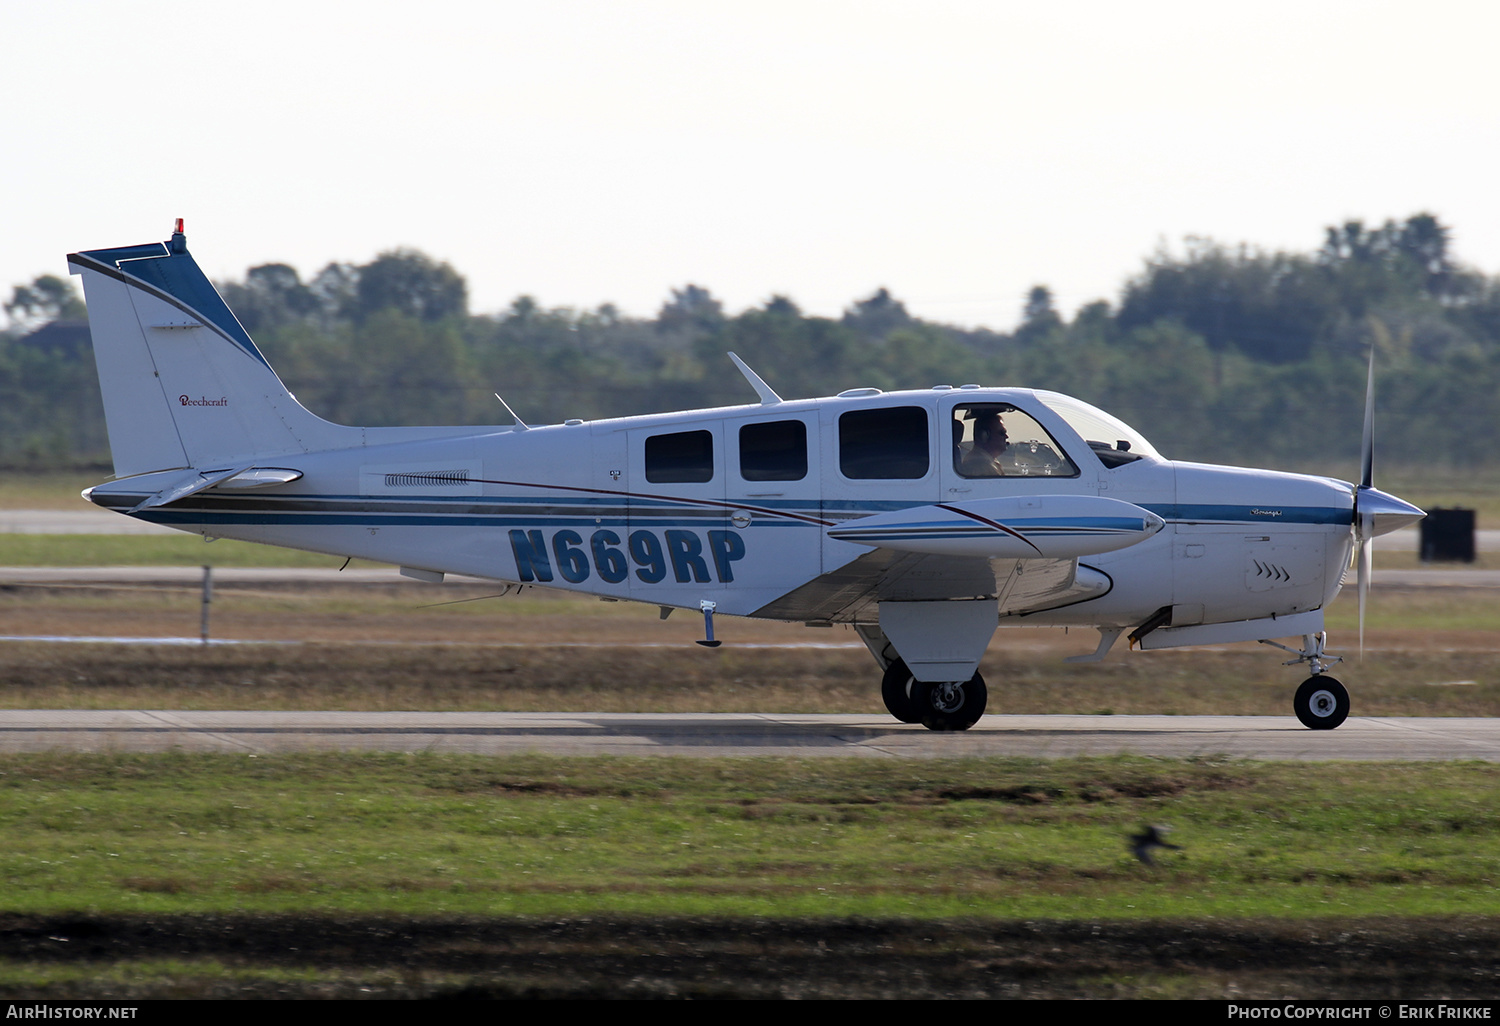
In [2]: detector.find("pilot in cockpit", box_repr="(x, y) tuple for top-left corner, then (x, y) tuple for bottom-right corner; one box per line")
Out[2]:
(959, 410), (1009, 477)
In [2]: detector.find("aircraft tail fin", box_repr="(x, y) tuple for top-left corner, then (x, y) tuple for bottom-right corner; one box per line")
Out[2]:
(67, 221), (358, 478)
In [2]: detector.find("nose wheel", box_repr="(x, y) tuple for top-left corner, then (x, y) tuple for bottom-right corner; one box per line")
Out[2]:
(1293, 675), (1349, 730)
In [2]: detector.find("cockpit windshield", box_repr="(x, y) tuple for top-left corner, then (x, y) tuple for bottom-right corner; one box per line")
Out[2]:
(1034, 391), (1161, 467)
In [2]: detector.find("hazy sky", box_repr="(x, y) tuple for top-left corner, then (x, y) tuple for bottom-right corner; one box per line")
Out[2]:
(4, 0), (1497, 330)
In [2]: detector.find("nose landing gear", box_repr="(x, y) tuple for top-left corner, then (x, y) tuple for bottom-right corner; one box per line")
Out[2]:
(1262, 632), (1350, 730)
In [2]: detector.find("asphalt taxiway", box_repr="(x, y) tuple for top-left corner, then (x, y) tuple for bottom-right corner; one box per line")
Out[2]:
(1, 710), (1496, 761)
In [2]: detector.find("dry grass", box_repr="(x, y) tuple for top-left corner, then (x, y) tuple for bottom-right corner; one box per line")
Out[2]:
(0, 578), (1495, 714)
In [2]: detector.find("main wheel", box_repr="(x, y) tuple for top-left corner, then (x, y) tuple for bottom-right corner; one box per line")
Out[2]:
(1293, 675), (1349, 730)
(881, 659), (922, 724)
(912, 672), (988, 731)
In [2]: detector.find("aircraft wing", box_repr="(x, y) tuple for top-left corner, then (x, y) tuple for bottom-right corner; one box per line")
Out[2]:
(751, 550), (1109, 624)
(753, 495), (1149, 624)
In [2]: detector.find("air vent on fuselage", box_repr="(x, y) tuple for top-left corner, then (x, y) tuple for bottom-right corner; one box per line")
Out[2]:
(360, 461), (483, 496)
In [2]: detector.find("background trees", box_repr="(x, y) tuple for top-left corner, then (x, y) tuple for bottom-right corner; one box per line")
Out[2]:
(4, 212), (1497, 473)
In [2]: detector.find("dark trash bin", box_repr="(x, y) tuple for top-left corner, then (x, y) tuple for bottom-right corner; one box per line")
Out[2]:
(1420, 507), (1475, 563)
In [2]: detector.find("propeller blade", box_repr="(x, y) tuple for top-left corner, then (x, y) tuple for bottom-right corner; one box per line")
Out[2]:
(1360, 344), (1376, 491)
(1357, 519), (1372, 660)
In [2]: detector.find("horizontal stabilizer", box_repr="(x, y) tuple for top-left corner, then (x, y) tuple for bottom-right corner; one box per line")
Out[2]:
(87, 466), (306, 514)
(125, 465), (251, 513)
(827, 495), (1164, 560)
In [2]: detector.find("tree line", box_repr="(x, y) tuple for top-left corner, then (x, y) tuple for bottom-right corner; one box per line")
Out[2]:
(4, 213), (1497, 473)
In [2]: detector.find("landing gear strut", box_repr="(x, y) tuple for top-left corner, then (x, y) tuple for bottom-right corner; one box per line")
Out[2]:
(1261, 632), (1350, 730)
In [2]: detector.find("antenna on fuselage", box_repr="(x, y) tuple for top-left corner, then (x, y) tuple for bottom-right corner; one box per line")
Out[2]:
(727, 352), (782, 405)
(494, 393), (528, 432)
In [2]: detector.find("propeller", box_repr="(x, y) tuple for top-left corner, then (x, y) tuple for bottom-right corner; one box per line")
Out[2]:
(1352, 344), (1425, 656)
(1357, 345), (1375, 656)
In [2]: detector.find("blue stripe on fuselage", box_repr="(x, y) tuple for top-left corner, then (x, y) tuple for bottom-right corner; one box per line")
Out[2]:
(1141, 503), (1351, 527)
(103, 492), (1352, 531)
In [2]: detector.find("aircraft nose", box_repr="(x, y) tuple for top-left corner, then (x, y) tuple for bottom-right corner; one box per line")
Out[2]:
(1356, 486), (1426, 538)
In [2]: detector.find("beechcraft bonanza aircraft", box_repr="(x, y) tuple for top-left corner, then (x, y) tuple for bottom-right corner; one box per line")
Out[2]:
(69, 222), (1426, 731)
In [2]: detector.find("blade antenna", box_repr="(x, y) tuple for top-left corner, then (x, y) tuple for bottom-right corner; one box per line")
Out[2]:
(728, 352), (782, 405)
(494, 392), (528, 431)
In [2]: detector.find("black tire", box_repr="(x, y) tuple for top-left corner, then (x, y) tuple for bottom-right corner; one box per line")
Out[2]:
(912, 672), (988, 731)
(881, 659), (922, 723)
(1293, 675), (1349, 730)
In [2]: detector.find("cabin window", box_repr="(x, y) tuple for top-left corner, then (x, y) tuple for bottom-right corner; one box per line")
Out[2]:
(645, 429), (714, 483)
(952, 403), (1079, 478)
(739, 420), (807, 482)
(839, 406), (929, 479)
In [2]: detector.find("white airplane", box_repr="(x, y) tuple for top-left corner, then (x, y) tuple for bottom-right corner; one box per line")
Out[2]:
(68, 222), (1425, 732)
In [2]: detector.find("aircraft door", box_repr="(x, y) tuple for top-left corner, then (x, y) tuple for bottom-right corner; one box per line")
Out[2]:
(724, 414), (823, 609)
(624, 422), (732, 609)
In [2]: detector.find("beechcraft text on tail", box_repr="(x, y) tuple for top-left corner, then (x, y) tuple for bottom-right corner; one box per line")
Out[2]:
(68, 221), (1425, 731)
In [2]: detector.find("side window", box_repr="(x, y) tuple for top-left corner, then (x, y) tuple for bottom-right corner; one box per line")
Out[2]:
(739, 420), (807, 482)
(839, 406), (929, 480)
(952, 403), (1079, 478)
(645, 429), (713, 483)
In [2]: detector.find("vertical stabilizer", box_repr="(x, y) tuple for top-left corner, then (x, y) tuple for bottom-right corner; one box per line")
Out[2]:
(68, 222), (358, 477)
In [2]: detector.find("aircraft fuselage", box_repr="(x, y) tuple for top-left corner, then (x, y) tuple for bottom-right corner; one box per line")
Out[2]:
(85, 385), (1356, 639)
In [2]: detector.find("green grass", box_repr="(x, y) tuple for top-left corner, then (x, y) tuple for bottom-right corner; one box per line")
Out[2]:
(3, 752), (1499, 921)
(0, 472), (105, 510)
(0, 534), (384, 568)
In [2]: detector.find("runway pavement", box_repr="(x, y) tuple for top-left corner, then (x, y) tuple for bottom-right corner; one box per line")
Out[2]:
(1, 710), (1496, 761)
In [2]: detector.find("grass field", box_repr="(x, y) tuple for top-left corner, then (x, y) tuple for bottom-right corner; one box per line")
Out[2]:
(0, 576), (1495, 714)
(7, 752), (1498, 920)
(2, 752), (1500, 998)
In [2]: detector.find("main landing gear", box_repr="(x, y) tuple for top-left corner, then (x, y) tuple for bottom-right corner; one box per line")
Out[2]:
(881, 659), (987, 731)
(1262, 631), (1350, 730)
